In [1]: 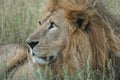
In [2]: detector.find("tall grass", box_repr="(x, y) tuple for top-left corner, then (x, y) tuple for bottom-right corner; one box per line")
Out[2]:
(0, 0), (43, 45)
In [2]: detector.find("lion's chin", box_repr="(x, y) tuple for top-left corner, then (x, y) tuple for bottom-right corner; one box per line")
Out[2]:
(32, 55), (55, 65)
(32, 56), (48, 64)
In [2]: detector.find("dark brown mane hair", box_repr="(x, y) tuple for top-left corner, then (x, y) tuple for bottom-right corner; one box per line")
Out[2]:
(41, 0), (120, 79)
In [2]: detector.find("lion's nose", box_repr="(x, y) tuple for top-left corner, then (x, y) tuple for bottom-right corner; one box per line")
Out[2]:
(27, 41), (39, 49)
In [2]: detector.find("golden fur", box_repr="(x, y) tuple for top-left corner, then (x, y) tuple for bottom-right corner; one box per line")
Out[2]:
(0, 0), (120, 80)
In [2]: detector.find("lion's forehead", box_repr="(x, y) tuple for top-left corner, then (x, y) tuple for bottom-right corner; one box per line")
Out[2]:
(41, 9), (65, 25)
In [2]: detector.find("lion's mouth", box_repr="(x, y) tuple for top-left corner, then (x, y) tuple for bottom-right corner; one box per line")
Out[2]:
(32, 52), (56, 64)
(33, 52), (54, 61)
(27, 45), (57, 64)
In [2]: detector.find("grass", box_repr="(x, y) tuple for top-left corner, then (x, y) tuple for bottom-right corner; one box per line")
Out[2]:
(0, 0), (44, 45)
(0, 0), (119, 80)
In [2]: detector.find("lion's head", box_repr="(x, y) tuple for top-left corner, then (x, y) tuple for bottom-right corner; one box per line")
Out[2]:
(26, 10), (67, 64)
(26, 0), (120, 79)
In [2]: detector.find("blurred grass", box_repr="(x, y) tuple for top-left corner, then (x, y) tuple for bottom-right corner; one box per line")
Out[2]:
(105, 0), (120, 15)
(0, 0), (44, 45)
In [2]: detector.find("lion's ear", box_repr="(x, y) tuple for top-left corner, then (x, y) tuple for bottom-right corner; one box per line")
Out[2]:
(65, 11), (89, 30)
(76, 16), (89, 30)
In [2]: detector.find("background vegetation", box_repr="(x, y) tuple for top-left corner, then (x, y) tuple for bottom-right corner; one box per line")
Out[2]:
(0, 0), (44, 45)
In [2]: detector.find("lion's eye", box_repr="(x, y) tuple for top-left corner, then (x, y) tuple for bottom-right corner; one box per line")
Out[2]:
(48, 22), (56, 30)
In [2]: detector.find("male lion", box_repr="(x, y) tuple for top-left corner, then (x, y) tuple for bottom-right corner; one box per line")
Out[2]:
(0, 0), (120, 80)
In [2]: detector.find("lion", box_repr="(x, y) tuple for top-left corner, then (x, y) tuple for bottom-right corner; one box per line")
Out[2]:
(0, 0), (120, 80)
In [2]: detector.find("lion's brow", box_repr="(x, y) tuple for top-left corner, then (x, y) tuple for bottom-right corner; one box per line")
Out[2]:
(40, 12), (53, 25)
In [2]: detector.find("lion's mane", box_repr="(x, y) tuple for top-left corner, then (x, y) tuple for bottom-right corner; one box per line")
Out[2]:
(41, 0), (120, 79)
